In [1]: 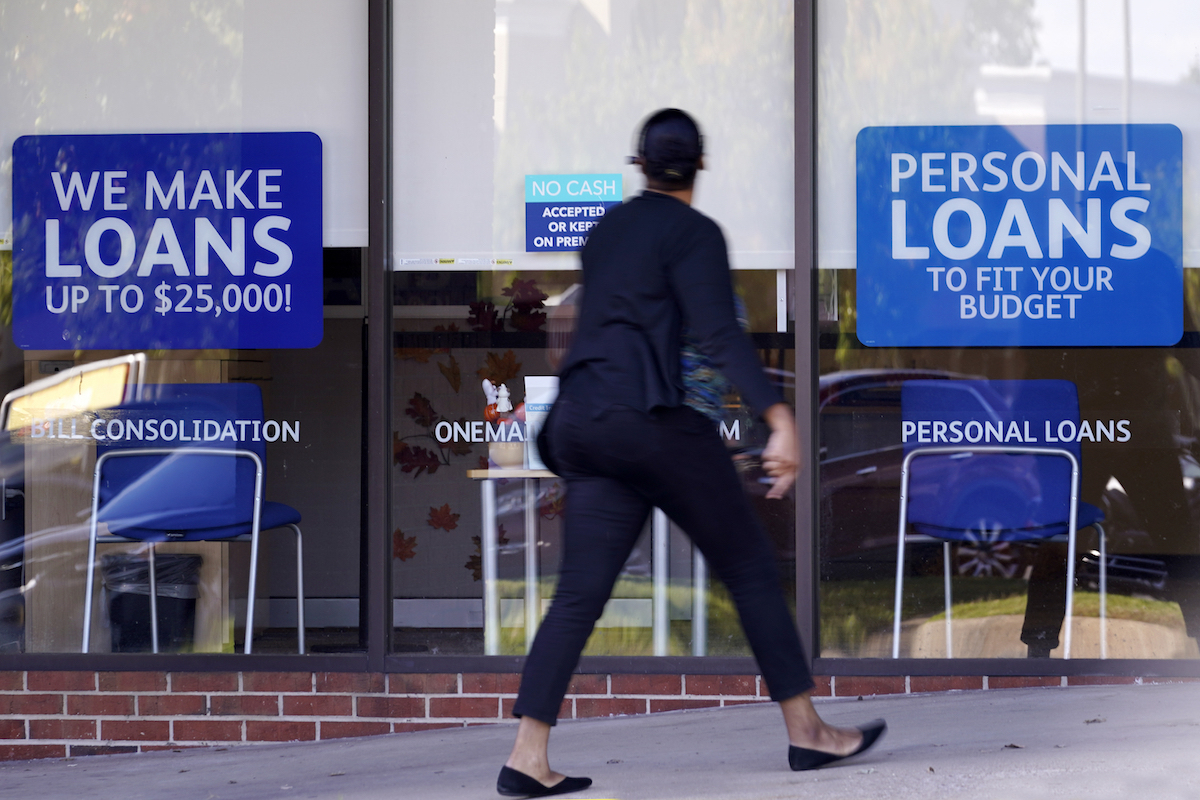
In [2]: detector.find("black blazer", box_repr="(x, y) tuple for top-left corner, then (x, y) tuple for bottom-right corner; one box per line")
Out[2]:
(558, 191), (784, 418)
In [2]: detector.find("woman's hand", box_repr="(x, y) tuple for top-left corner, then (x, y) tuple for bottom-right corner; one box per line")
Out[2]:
(761, 403), (799, 499)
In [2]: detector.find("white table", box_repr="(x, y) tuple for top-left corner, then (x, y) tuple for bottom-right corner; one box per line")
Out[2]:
(468, 469), (708, 656)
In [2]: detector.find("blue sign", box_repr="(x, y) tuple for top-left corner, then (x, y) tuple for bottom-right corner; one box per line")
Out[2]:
(525, 173), (621, 252)
(856, 124), (1182, 347)
(11, 132), (323, 350)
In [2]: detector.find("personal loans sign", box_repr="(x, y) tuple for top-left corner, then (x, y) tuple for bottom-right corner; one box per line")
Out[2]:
(855, 125), (1182, 347)
(11, 132), (323, 349)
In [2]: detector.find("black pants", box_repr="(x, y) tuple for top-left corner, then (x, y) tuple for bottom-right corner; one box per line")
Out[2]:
(511, 398), (814, 725)
(1020, 542), (1069, 652)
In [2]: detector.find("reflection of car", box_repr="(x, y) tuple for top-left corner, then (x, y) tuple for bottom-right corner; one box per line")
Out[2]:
(723, 368), (989, 576)
(819, 370), (959, 580)
(0, 355), (146, 653)
(719, 369), (968, 576)
(817, 369), (1175, 592)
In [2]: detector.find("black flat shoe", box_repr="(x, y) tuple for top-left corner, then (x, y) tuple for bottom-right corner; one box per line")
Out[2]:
(788, 719), (887, 771)
(496, 765), (593, 798)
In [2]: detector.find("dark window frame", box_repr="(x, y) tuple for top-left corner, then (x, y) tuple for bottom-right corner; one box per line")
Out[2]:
(3, 0), (1194, 680)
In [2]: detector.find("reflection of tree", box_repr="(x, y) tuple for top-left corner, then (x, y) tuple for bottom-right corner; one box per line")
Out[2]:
(469, 277), (548, 333)
(965, 0), (1040, 66)
(494, 0), (795, 257)
(821, 1), (972, 370)
(818, 0), (1040, 370)
(0, 250), (11, 374)
(821, 1), (972, 138)
(0, 251), (11, 327)
(1185, 58), (1200, 84)
(2, 1), (242, 134)
(820, 0), (1039, 134)
(1, 9), (268, 412)
(2, 2), (243, 344)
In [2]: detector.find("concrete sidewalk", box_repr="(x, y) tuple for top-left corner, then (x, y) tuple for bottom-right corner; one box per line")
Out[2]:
(2, 683), (1198, 799)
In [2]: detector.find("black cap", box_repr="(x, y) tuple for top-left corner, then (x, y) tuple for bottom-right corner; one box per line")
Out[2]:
(634, 109), (703, 189)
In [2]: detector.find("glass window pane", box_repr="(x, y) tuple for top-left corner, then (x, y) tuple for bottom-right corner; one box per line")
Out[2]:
(0, 248), (364, 654)
(1, 3), (368, 656)
(391, 270), (793, 657)
(391, 1), (797, 658)
(817, 0), (1200, 660)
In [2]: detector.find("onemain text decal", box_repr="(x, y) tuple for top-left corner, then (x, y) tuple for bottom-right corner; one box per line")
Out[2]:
(11, 132), (323, 350)
(431, 417), (743, 443)
(855, 124), (1182, 347)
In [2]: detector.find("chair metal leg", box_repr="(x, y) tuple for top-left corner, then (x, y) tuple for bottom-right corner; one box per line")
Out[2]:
(481, 479), (499, 656)
(943, 541), (953, 658)
(652, 509), (670, 657)
(288, 524), (305, 655)
(692, 547), (707, 657)
(1097, 522), (1107, 660)
(892, 462), (913, 659)
(1064, 534), (1078, 660)
(82, 529), (99, 653)
(523, 479), (540, 653)
(82, 462), (107, 654)
(245, 530), (261, 655)
(148, 544), (159, 654)
(892, 537), (906, 659)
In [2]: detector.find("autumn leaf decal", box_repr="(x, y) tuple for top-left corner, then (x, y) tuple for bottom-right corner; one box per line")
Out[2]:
(392, 529), (418, 561)
(438, 353), (462, 393)
(405, 392), (439, 429)
(504, 278), (549, 333)
(477, 349), (523, 386)
(394, 347), (437, 363)
(468, 301), (504, 332)
(465, 525), (511, 581)
(396, 442), (441, 477)
(394, 391), (475, 478)
(428, 503), (460, 531)
(503, 278), (549, 305)
(539, 483), (566, 520)
(509, 307), (547, 333)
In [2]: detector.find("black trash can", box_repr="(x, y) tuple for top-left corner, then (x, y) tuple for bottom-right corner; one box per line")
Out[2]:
(101, 553), (203, 652)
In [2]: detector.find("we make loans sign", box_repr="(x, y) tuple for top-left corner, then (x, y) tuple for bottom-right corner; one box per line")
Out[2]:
(855, 124), (1182, 347)
(11, 132), (323, 350)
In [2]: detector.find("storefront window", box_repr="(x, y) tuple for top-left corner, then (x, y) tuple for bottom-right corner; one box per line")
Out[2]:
(390, 269), (793, 656)
(0, 256), (367, 654)
(390, 0), (796, 656)
(817, 0), (1200, 660)
(0, 2), (368, 654)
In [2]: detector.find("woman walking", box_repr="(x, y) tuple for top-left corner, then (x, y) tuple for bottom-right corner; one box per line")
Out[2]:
(497, 109), (885, 798)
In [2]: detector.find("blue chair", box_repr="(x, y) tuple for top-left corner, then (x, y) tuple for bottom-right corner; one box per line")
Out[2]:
(892, 379), (1107, 659)
(82, 383), (304, 654)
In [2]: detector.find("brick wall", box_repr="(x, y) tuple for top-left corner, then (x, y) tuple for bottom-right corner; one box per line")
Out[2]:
(0, 670), (1183, 761)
